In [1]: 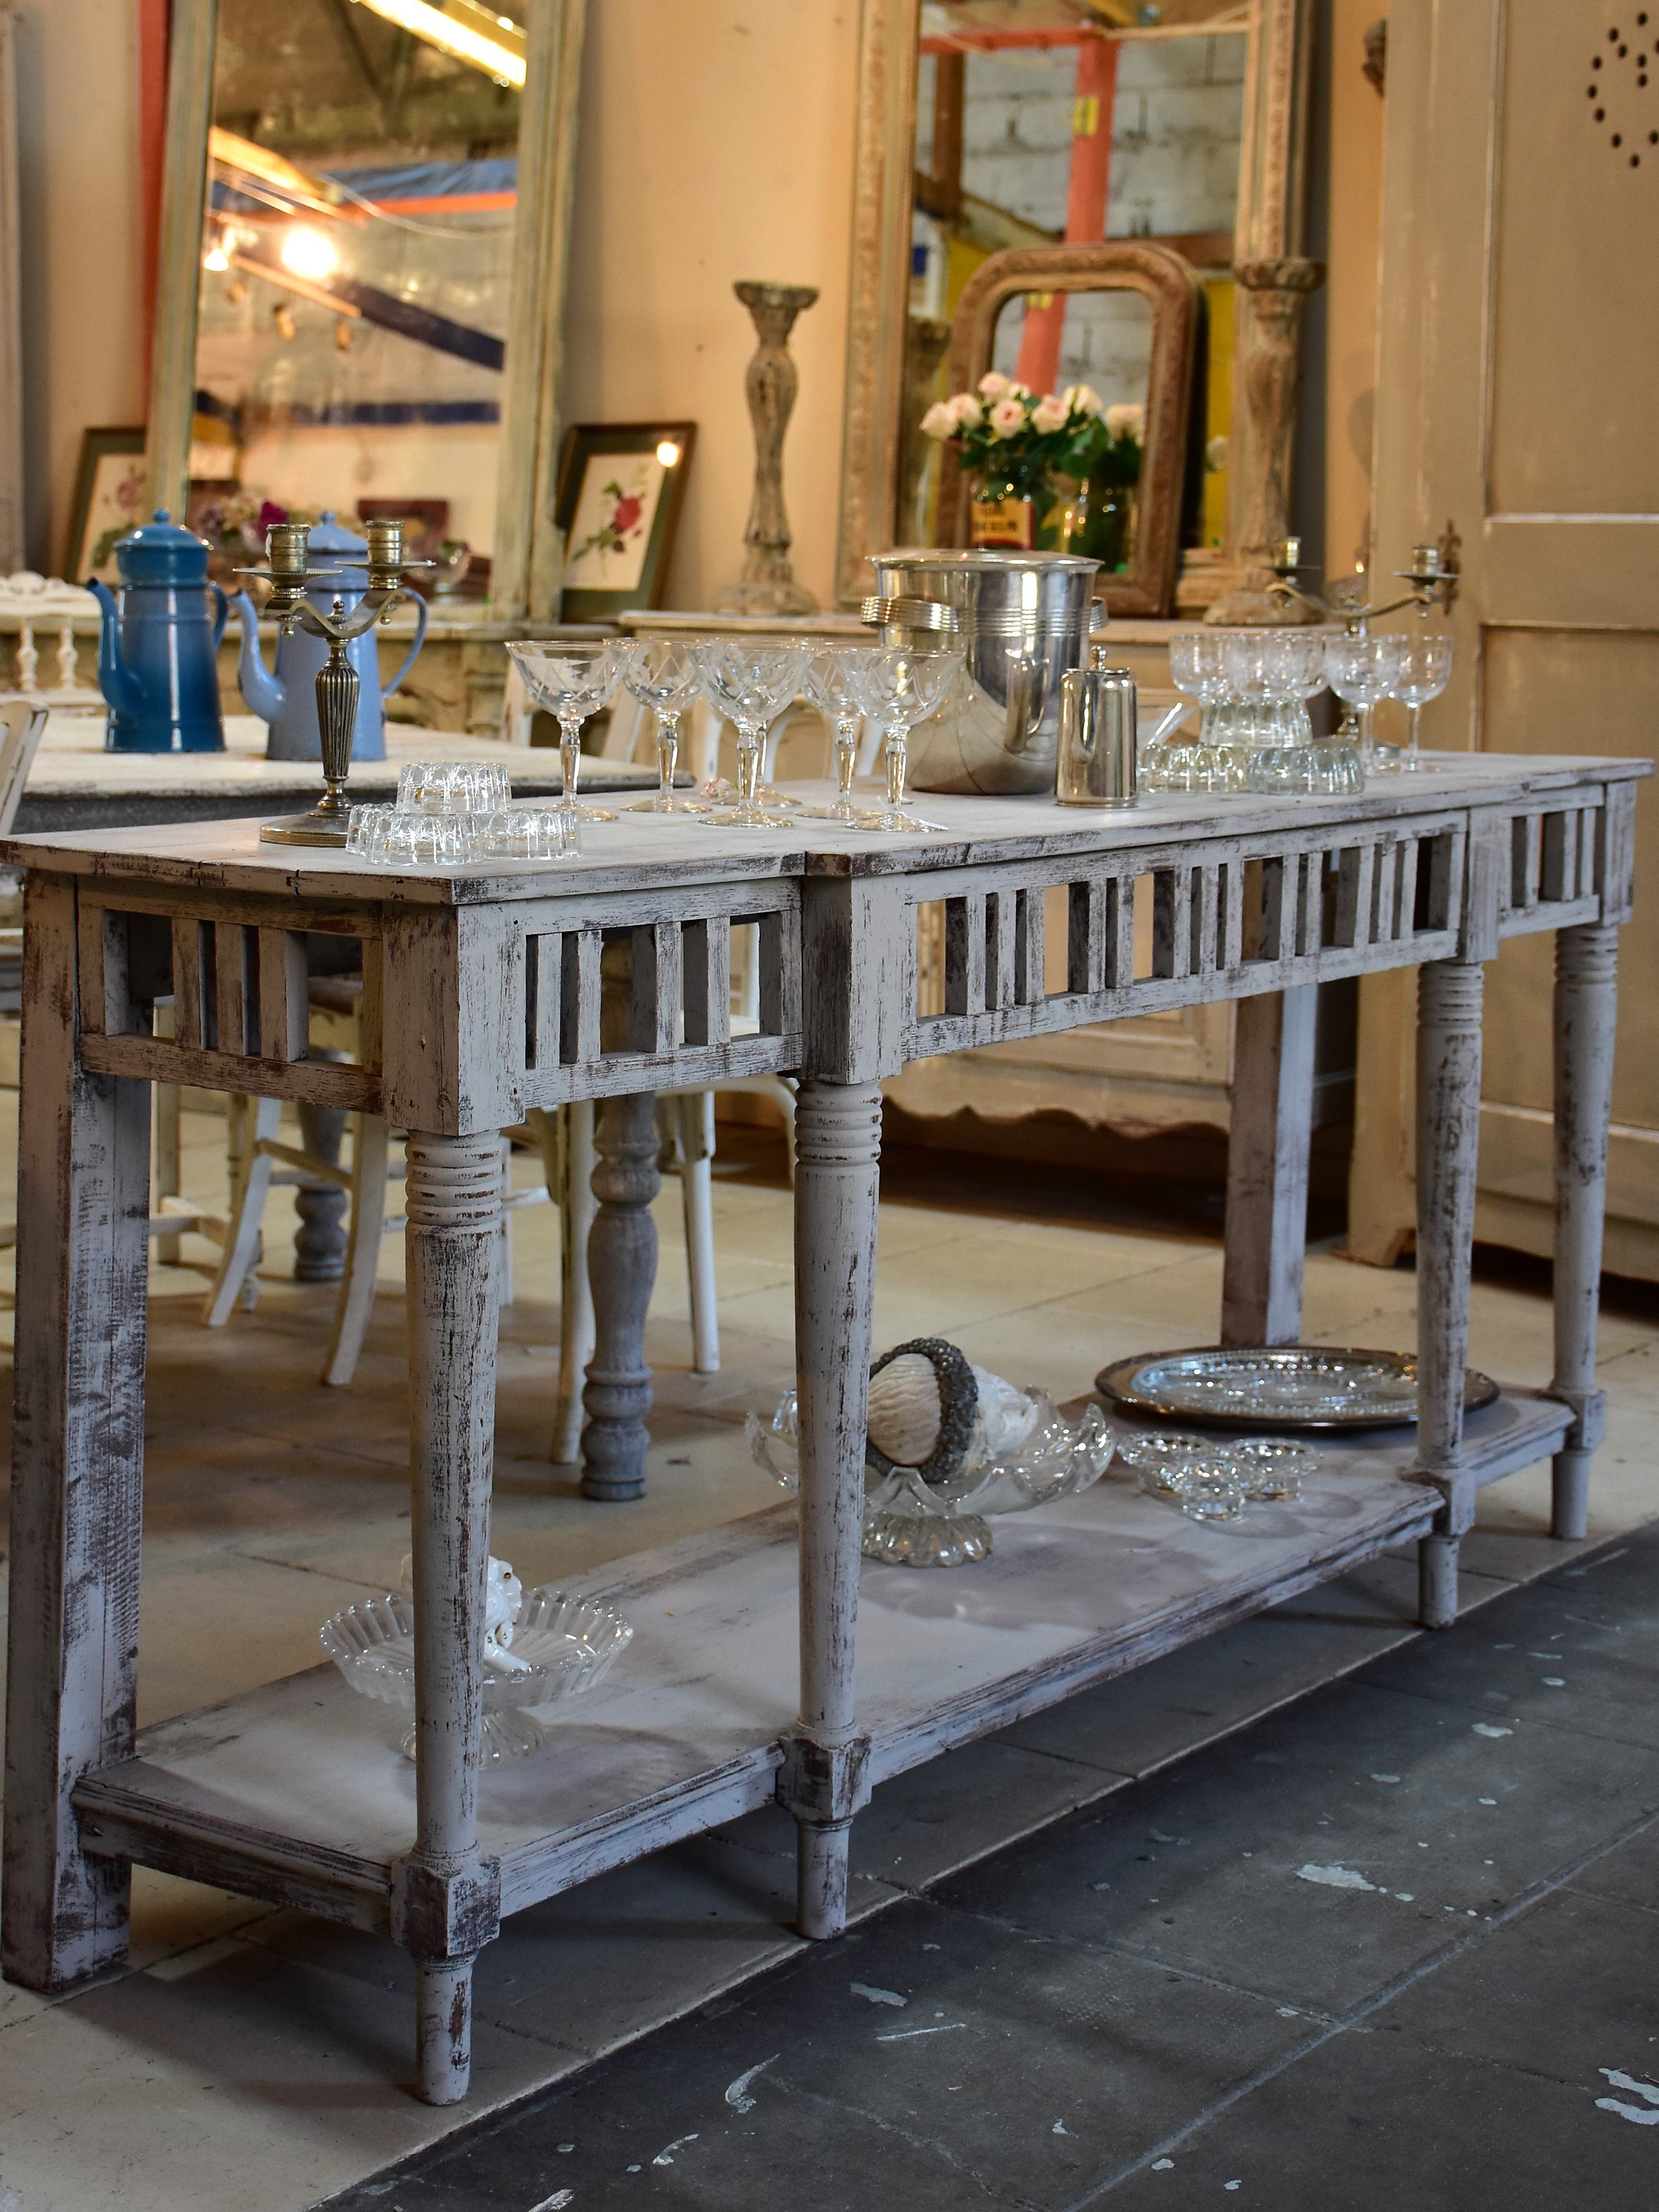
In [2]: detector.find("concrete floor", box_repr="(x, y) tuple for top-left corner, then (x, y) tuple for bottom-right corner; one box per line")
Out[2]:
(322, 1522), (1659, 2212)
(1, 1099), (1657, 2211)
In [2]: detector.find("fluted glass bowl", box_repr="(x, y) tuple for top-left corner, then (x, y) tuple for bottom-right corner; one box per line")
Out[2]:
(747, 1387), (1114, 1568)
(320, 1587), (632, 1763)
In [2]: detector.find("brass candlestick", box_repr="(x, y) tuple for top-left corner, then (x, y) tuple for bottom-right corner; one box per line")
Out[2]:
(241, 518), (430, 847)
(714, 280), (821, 618)
(1258, 537), (1458, 633)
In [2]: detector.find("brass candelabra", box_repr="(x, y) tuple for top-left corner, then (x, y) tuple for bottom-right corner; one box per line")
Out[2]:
(241, 518), (430, 848)
(1260, 537), (1458, 634)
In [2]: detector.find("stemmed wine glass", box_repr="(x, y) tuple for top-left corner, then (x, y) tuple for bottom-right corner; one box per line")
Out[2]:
(620, 639), (709, 813)
(1389, 632), (1453, 771)
(695, 640), (807, 829)
(506, 640), (621, 826)
(801, 645), (878, 822)
(845, 647), (956, 832)
(1323, 632), (1407, 769)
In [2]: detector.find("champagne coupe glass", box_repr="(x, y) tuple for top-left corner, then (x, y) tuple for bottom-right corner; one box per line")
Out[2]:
(1161, 631), (1226, 789)
(620, 639), (709, 813)
(506, 641), (622, 825)
(1323, 632), (1407, 769)
(696, 640), (807, 829)
(1390, 631), (1454, 771)
(801, 645), (878, 821)
(846, 647), (956, 832)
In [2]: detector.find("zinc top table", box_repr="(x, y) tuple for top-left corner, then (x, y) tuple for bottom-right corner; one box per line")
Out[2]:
(1, 749), (1644, 2104)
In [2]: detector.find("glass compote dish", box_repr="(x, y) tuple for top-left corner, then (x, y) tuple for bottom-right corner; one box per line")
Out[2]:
(1324, 632), (1407, 772)
(506, 640), (622, 825)
(801, 644), (879, 823)
(1385, 631), (1454, 773)
(619, 638), (709, 814)
(1160, 630), (1229, 790)
(1242, 629), (1341, 795)
(696, 640), (807, 828)
(845, 646), (957, 832)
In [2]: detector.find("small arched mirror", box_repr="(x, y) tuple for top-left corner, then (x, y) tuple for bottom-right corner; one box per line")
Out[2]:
(932, 241), (1201, 616)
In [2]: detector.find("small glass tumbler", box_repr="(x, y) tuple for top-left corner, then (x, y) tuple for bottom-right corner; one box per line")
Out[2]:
(1179, 1468), (1248, 1524)
(396, 760), (512, 815)
(470, 806), (575, 861)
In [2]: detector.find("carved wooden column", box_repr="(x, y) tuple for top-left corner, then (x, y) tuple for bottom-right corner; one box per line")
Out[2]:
(579, 1091), (661, 1500)
(716, 281), (820, 617)
(1206, 257), (1325, 626)
(396, 1129), (503, 2105)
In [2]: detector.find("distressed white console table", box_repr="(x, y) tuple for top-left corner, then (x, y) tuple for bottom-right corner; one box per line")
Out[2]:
(1, 750), (1643, 2104)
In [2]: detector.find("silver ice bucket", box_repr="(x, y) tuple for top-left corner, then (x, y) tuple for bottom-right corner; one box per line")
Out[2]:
(866, 550), (1102, 795)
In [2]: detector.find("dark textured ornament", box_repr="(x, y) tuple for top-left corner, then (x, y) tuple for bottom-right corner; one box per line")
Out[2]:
(866, 1337), (979, 1486)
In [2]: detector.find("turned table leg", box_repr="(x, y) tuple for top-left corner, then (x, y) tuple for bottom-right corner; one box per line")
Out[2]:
(1221, 982), (1318, 1346)
(580, 1090), (661, 1501)
(4, 878), (151, 1992)
(395, 1132), (504, 2105)
(293, 1094), (349, 1281)
(780, 1079), (881, 1939)
(1550, 923), (1618, 1540)
(1415, 957), (1484, 1629)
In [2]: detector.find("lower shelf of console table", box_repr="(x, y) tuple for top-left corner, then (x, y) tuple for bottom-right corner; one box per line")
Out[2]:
(75, 1388), (1572, 1935)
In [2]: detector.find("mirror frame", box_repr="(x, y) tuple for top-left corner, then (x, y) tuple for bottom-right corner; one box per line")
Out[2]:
(934, 242), (1201, 618)
(836, 0), (1320, 614)
(144, 0), (587, 622)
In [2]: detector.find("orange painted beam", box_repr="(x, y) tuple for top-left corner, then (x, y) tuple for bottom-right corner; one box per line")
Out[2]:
(1014, 32), (1119, 395)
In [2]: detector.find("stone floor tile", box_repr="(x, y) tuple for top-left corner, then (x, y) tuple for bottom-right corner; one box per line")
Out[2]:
(319, 1896), (1311, 2212)
(1103, 2014), (1659, 2211)
(932, 1673), (1659, 2017)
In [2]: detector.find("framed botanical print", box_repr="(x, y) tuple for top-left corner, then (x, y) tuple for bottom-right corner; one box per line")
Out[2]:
(554, 421), (696, 619)
(65, 428), (148, 584)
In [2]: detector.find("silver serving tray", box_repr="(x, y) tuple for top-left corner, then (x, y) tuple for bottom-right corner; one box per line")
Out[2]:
(1096, 1345), (1500, 1432)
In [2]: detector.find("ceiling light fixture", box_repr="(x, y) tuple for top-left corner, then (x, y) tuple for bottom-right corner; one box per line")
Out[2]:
(349, 0), (527, 88)
(281, 226), (340, 282)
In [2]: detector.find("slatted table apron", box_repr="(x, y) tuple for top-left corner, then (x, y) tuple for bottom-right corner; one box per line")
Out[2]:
(777, 756), (1643, 1938)
(0, 753), (1644, 2109)
(0, 823), (803, 2106)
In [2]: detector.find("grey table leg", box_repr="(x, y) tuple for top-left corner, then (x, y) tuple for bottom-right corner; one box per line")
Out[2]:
(780, 1078), (880, 1939)
(293, 1096), (349, 1281)
(1221, 982), (1318, 1346)
(1415, 957), (1484, 1629)
(1550, 922), (1618, 1540)
(579, 1089), (661, 1501)
(3, 879), (150, 1992)
(395, 1131), (503, 2106)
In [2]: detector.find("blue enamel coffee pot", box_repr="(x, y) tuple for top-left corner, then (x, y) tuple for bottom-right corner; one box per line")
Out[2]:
(229, 511), (427, 762)
(88, 511), (229, 753)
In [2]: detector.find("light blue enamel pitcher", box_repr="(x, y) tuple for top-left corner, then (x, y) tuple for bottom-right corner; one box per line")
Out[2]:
(230, 511), (428, 761)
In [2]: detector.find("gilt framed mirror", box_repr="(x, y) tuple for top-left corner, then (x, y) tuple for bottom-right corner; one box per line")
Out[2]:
(146, 0), (585, 623)
(837, 0), (1318, 618)
(935, 241), (1201, 614)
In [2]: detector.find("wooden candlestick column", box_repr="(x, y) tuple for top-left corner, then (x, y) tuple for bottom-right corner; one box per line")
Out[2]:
(716, 281), (821, 618)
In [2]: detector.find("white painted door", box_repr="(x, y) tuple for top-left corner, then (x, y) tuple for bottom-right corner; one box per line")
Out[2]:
(1350, 0), (1659, 1278)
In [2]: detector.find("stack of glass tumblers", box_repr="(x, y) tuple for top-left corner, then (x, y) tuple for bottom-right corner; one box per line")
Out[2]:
(1148, 631), (1366, 798)
(345, 762), (577, 866)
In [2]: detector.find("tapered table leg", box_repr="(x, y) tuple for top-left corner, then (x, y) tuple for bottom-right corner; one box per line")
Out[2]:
(395, 1131), (503, 2105)
(1221, 982), (1318, 1346)
(3, 878), (151, 1992)
(580, 1091), (661, 1500)
(1415, 957), (1484, 1628)
(780, 1079), (881, 1938)
(1550, 923), (1618, 1540)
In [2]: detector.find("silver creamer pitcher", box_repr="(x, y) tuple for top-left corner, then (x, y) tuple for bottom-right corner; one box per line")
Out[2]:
(865, 549), (1101, 795)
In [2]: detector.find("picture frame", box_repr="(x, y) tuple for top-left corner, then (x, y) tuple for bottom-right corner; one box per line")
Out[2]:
(553, 421), (696, 619)
(64, 427), (148, 584)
